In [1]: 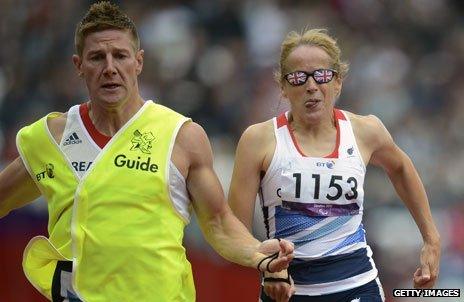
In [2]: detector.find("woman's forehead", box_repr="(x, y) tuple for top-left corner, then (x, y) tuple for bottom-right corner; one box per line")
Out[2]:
(285, 45), (332, 69)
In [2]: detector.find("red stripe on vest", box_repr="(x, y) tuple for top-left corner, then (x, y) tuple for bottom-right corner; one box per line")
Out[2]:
(79, 103), (112, 149)
(283, 108), (343, 158)
(277, 113), (287, 128)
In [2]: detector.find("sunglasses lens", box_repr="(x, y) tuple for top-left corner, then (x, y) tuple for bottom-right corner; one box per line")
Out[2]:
(313, 69), (334, 84)
(286, 71), (308, 86)
(286, 69), (336, 86)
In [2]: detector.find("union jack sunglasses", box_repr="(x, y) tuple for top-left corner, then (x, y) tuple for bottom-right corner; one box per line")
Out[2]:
(284, 69), (337, 86)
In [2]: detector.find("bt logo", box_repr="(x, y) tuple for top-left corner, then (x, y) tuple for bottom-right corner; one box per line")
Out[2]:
(316, 160), (335, 169)
(36, 163), (55, 181)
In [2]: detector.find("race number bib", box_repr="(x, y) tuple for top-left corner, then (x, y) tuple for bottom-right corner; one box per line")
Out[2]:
(279, 158), (364, 216)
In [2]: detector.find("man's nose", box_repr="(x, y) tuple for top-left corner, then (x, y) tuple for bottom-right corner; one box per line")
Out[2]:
(103, 54), (117, 75)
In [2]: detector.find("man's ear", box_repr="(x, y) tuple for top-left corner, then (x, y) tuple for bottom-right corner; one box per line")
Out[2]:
(72, 55), (83, 77)
(136, 49), (144, 75)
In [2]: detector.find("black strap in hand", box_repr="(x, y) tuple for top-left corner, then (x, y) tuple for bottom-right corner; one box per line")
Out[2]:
(257, 252), (279, 272)
(256, 238), (283, 273)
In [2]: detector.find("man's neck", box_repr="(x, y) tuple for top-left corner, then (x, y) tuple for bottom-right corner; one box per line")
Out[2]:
(88, 96), (145, 136)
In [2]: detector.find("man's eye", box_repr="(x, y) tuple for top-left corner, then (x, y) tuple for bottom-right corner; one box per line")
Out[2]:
(90, 55), (104, 61)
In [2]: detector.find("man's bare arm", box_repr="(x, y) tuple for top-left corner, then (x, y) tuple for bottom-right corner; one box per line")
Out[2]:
(175, 122), (293, 272)
(229, 122), (273, 230)
(0, 157), (41, 218)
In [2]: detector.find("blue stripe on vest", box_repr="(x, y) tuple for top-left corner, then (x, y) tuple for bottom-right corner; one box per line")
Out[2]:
(289, 248), (373, 284)
(323, 224), (366, 256)
(293, 216), (353, 247)
(275, 206), (327, 238)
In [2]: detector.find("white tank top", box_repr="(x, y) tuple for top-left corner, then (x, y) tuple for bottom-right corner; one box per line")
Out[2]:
(58, 103), (192, 222)
(259, 109), (378, 295)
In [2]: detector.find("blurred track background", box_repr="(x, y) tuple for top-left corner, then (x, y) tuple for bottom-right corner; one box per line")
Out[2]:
(0, 1), (463, 301)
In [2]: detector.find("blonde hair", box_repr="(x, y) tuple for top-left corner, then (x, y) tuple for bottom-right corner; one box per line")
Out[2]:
(75, 1), (140, 56)
(275, 28), (349, 85)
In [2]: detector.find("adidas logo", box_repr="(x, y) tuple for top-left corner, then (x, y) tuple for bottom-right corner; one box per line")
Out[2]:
(63, 132), (82, 146)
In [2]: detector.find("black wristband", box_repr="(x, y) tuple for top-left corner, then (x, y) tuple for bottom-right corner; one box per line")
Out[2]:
(263, 276), (291, 285)
(263, 270), (291, 285)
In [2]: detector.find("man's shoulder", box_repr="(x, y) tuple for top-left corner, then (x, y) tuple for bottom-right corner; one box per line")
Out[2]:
(16, 111), (68, 149)
(173, 121), (212, 172)
(46, 112), (68, 127)
(46, 112), (68, 144)
(176, 121), (207, 145)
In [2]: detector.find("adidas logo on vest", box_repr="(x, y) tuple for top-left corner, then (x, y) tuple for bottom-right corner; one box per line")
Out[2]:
(63, 132), (82, 146)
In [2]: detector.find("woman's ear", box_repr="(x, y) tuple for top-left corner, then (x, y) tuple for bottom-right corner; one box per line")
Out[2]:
(280, 83), (288, 100)
(335, 77), (343, 98)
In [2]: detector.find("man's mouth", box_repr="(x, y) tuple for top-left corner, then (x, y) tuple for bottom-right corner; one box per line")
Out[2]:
(101, 83), (121, 89)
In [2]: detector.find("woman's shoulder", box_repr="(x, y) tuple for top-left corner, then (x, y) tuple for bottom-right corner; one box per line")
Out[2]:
(238, 119), (275, 151)
(343, 110), (376, 123)
(246, 118), (274, 134)
(343, 110), (391, 148)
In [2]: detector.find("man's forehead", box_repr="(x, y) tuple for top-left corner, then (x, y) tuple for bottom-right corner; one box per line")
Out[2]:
(83, 29), (134, 52)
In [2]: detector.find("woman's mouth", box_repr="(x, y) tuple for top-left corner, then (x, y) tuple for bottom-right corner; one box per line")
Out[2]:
(304, 99), (320, 109)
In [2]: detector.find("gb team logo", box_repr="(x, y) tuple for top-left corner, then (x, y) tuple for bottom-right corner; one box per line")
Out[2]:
(347, 146), (354, 155)
(130, 130), (155, 154)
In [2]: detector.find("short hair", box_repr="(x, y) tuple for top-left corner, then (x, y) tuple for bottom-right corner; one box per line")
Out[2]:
(75, 1), (140, 56)
(275, 28), (349, 85)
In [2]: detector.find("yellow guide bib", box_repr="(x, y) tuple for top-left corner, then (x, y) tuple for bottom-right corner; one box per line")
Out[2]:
(17, 101), (195, 301)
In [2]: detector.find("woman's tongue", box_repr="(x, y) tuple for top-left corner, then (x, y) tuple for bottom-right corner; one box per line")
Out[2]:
(304, 99), (320, 109)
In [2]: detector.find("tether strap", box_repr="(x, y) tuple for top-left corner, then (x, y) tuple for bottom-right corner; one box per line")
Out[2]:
(256, 238), (282, 273)
(263, 272), (292, 285)
(257, 252), (279, 272)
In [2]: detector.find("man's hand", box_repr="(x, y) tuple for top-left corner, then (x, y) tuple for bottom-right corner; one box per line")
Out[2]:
(257, 239), (294, 273)
(413, 241), (440, 288)
(263, 270), (295, 302)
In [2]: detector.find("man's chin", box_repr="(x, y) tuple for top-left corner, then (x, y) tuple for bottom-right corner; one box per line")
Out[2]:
(95, 94), (126, 107)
